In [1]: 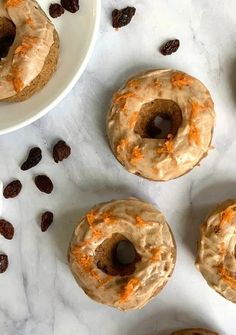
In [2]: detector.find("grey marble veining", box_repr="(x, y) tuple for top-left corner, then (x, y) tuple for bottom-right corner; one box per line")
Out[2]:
(0, 1), (236, 334)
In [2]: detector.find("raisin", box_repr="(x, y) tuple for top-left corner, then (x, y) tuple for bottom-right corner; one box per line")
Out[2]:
(49, 3), (65, 18)
(3, 180), (22, 199)
(112, 7), (136, 29)
(61, 0), (79, 13)
(35, 175), (53, 194)
(41, 211), (54, 232)
(160, 39), (180, 55)
(53, 140), (71, 163)
(21, 147), (42, 171)
(0, 219), (14, 240)
(0, 254), (8, 273)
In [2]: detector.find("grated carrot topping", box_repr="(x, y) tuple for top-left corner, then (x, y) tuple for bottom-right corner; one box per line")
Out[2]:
(220, 207), (235, 227)
(171, 73), (193, 89)
(127, 79), (140, 89)
(156, 134), (174, 154)
(150, 248), (161, 261)
(135, 216), (145, 226)
(90, 269), (101, 281)
(102, 211), (117, 225)
(25, 17), (33, 25)
(5, 0), (23, 7)
(128, 112), (138, 128)
(130, 146), (144, 163)
(189, 124), (201, 146)
(91, 229), (103, 240)
(116, 138), (129, 154)
(78, 254), (93, 272)
(113, 91), (137, 104)
(15, 36), (38, 55)
(218, 265), (236, 290)
(190, 101), (203, 119)
(119, 277), (140, 303)
(86, 209), (98, 228)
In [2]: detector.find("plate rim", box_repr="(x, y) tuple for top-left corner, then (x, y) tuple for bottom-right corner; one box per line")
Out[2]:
(0, 0), (101, 136)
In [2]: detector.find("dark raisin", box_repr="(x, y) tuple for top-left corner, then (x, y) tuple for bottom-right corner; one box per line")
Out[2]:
(0, 219), (14, 240)
(21, 147), (42, 171)
(61, 0), (79, 13)
(49, 3), (65, 18)
(0, 254), (8, 273)
(160, 39), (180, 55)
(35, 175), (53, 194)
(3, 180), (22, 199)
(112, 7), (136, 29)
(41, 211), (54, 232)
(53, 140), (71, 163)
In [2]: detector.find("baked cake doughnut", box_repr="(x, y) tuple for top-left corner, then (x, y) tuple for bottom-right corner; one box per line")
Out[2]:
(0, 0), (59, 102)
(107, 69), (215, 181)
(170, 328), (219, 335)
(68, 198), (176, 311)
(196, 199), (236, 303)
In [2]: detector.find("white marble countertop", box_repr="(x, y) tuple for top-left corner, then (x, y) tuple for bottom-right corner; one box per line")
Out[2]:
(0, 1), (236, 334)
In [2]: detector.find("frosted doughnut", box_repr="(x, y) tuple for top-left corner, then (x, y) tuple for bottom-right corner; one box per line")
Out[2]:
(107, 69), (215, 181)
(68, 198), (176, 311)
(196, 199), (236, 303)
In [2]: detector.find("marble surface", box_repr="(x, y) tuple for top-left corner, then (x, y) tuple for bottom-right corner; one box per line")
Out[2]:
(0, 0), (236, 334)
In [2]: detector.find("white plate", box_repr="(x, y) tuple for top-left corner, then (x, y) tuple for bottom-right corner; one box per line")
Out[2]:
(0, 0), (100, 135)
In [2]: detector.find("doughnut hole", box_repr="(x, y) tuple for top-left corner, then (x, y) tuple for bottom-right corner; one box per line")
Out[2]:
(0, 17), (16, 60)
(134, 99), (183, 139)
(95, 233), (141, 276)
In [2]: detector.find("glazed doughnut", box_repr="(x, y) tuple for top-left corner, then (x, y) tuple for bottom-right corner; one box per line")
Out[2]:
(170, 328), (219, 335)
(107, 69), (215, 181)
(68, 198), (176, 311)
(0, 0), (59, 102)
(196, 199), (236, 303)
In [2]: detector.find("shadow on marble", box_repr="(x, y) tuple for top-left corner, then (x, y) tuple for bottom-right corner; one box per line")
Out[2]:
(126, 306), (218, 335)
(182, 180), (236, 257)
(50, 184), (151, 263)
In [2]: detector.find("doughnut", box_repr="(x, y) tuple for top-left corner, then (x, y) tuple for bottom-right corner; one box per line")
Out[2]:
(196, 199), (236, 303)
(68, 197), (176, 311)
(170, 328), (219, 335)
(106, 69), (215, 181)
(0, 0), (59, 102)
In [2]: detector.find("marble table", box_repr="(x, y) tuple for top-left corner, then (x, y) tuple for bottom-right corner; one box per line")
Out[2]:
(0, 1), (236, 334)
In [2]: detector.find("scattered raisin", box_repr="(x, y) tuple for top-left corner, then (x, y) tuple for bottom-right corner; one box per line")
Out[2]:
(21, 147), (42, 171)
(160, 39), (180, 56)
(0, 219), (14, 240)
(112, 7), (136, 29)
(41, 211), (54, 232)
(53, 140), (71, 163)
(49, 3), (65, 18)
(3, 180), (22, 199)
(35, 175), (53, 194)
(0, 254), (8, 273)
(61, 0), (79, 13)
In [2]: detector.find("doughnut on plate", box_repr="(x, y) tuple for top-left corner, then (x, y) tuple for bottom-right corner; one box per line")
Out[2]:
(0, 0), (100, 134)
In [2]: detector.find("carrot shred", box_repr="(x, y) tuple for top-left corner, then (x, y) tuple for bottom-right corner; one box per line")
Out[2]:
(171, 73), (193, 89)
(218, 265), (236, 289)
(5, 0), (23, 7)
(150, 248), (161, 261)
(130, 146), (144, 163)
(135, 216), (145, 226)
(119, 277), (140, 303)
(102, 211), (117, 225)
